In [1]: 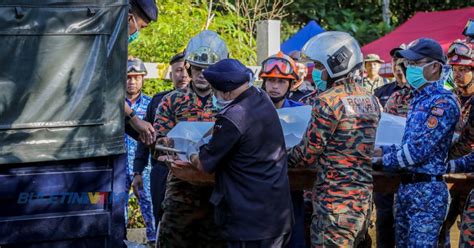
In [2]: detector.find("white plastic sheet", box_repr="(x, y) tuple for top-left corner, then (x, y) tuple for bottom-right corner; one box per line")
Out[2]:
(277, 105), (313, 149)
(375, 113), (407, 146)
(166, 122), (214, 161)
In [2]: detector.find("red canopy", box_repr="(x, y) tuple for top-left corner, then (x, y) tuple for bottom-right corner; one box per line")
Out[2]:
(362, 7), (474, 63)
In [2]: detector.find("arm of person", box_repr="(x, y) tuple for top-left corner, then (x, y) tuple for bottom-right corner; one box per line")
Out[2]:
(125, 102), (156, 145)
(447, 152), (474, 173)
(382, 98), (459, 170)
(449, 109), (474, 159)
(288, 98), (338, 168)
(151, 94), (177, 158)
(192, 117), (241, 173)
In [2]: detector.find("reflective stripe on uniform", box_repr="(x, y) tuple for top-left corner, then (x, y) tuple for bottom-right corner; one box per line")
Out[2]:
(403, 144), (415, 166)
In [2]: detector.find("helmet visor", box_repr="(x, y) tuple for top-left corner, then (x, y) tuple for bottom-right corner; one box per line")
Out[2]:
(262, 58), (294, 75)
(448, 42), (471, 58)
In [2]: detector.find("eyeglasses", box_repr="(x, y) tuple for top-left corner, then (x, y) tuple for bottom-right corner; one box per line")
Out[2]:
(261, 58), (295, 76)
(448, 42), (472, 58)
(404, 59), (436, 67)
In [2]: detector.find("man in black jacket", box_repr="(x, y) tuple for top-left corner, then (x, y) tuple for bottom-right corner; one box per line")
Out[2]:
(176, 58), (294, 247)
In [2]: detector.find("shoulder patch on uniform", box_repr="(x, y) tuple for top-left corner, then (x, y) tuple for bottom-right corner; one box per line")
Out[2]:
(435, 99), (448, 105)
(426, 116), (438, 129)
(341, 95), (378, 116)
(431, 107), (445, 117)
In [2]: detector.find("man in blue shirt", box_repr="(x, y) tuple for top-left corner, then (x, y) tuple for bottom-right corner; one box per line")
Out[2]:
(124, 58), (156, 243)
(374, 38), (460, 247)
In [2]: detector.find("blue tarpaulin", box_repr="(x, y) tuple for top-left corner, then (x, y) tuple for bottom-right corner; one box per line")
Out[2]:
(281, 21), (325, 54)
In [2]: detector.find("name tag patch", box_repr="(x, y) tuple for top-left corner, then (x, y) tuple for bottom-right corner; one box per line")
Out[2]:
(342, 96), (378, 115)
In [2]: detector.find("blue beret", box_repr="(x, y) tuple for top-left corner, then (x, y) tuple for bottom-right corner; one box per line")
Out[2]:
(130, 0), (158, 22)
(203, 59), (251, 92)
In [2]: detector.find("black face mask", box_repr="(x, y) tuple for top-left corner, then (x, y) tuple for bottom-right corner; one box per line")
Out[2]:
(269, 95), (286, 104)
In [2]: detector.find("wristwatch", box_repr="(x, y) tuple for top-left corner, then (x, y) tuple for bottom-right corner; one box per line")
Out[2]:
(125, 109), (137, 124)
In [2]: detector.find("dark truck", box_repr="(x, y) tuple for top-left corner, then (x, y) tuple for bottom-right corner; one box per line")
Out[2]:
(0, 1), (129, 247)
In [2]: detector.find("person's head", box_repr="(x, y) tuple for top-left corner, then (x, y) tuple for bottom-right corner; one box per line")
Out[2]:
(364, 54), (384, 78)
(128, 0), (158, 42)
(169, 52), (190, 89)
(395, 38), (446, 90)
(301, 31), (364, 90)
(288, 50), (308, 89)
(259, 52), (299, 104)
(448, 40), (474, 96)
(127, 58), (147, 97)
(389, 44), (408, 85)
(203, 59), (252, 109)
(184, 30), (229, 93)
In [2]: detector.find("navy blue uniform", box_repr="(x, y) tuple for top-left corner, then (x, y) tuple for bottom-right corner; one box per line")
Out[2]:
(381, 81), (460, 247)
(133, 90), (171, 225)
(199, 87), (294, 244)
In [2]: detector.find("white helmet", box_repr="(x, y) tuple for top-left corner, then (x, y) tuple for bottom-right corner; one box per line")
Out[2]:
(302, 31), (363, 80)
(185, 30), (229, 68)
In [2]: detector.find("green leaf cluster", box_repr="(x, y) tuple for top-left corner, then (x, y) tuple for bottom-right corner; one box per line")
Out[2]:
(129, 0), (256, 96)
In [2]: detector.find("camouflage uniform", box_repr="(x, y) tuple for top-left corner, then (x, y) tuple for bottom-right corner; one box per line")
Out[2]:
(125, 94), (156, 241)
(448, 96), (474, 248)
(288, 81), (381, 247)
(153, 87), (224, 248)
(440, 96), (473, 247)
(299, 90), (321, 107)
(383, 86), (413, 117)
(381, 81), (460, 247)
(360, 76), (388, 94)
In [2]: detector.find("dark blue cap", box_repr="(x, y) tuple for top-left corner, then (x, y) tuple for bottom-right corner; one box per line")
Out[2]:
(130, 0), (158, 22)
(203, 59), (252, 92)
(395, 38), (446, 64)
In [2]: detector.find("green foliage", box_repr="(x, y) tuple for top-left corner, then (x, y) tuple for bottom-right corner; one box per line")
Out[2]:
(142, 79), (173, 97)
(128, 0), (256, 64)
(127, 193), (145, 228)
(129, 0), (256, 95)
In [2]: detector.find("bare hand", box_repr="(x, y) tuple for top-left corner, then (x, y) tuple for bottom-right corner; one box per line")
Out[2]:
(130, 117), (156, 146)
(132, 174), (143, 199)
(373, 147), (383, 157)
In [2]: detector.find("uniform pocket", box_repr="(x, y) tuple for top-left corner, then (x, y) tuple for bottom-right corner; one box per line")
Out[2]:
(210, 191), (228, 226)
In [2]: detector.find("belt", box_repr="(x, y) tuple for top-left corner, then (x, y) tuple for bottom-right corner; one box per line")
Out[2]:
(400, 173), (444, 185)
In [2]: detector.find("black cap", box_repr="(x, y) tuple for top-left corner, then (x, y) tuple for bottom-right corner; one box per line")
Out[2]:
(130, 0), (158, 23)
(395, 38), (446, 64)
(203, 59), (252, 92)
(169, 51), (185, 65)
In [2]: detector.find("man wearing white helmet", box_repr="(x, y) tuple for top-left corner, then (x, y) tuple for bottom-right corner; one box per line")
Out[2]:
(288, 31), (381, 247)
(153, 30), (227, 247)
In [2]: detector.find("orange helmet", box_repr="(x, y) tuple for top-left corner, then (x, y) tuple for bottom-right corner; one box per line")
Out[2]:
(259, 52), (299, 81)
(448, 40), (474, 67)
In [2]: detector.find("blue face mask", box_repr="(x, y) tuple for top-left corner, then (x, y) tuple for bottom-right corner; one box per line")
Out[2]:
(312, 69), (327, 91)
(128, 15), (140, 44)
(212, 95), (232, 110)
(406, 61), (437, 90)
(128, 30), (140, 43)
